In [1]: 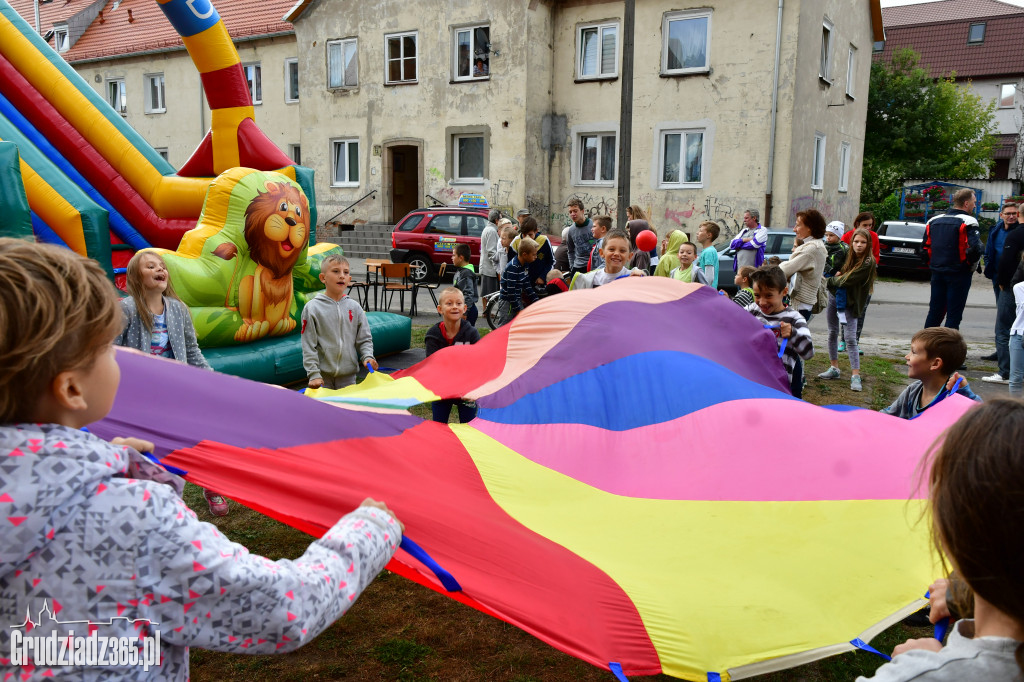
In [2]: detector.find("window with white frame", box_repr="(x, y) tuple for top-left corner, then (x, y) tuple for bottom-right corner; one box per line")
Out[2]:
(1000, 83), (1016, 108)
(576, 133), (616, 184)
(243, 63), (262, 104)
(54, 26), (69, 52)
(660, 129), (705, 187)
(454, 25), (489, 81)
(385, 32), (417, 84)
(578, 22), (618, 79)
(812, 133), (826, 189)
(328, 39), (358, 89)
(284, 58), (299, 102)
(453, 134), (484, 182)
(838, 142), (851, 192)
(107, 78), (126, 115)
(662, 10), (711, 75)
(144, 74), (165, 114)
(331, 139), (359, 186)
(820, 19), (833, 81)
(846, 46), (856, 98)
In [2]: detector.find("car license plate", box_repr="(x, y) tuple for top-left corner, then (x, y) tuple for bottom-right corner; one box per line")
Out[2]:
(892, 247), (915, 254)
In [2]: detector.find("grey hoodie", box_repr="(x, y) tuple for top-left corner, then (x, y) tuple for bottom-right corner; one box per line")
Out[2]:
(301, 293), (375, 384)
(0, 423), (399, 680)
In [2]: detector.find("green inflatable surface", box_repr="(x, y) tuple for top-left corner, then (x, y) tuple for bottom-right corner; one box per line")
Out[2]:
(204, 311), (412, 384)
(0, 141), (32, 240)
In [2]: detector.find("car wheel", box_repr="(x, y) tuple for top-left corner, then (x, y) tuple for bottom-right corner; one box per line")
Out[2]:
(405, 254), (432, 283)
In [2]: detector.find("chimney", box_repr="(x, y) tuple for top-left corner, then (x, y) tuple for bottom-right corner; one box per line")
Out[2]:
(127, 8), (134, 22)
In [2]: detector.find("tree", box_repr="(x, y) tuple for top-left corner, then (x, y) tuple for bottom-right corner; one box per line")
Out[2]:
(863, 48), (996, 204)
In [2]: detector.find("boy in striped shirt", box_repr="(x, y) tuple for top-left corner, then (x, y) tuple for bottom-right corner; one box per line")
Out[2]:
(744, 265), (814, 398)
(499, 237), (539, 314)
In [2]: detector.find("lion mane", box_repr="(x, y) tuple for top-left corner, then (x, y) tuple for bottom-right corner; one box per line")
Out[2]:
(243, 182), (309, 278)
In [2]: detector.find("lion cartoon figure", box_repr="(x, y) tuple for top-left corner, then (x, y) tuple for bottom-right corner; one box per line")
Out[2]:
(219, 181), (310, 342)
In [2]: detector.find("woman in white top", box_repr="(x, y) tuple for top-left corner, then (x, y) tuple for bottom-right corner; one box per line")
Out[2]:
(781, 209), (828, 320)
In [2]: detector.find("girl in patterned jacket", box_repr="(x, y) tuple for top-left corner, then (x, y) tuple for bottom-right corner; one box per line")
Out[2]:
(0, 239), (402, 681)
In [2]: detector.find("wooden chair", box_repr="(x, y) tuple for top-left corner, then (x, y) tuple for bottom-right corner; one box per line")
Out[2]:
(380, 262), (414, 314)
(417, 262), (447, 314)
(362, 258), (390, 310)
(347, 272), (371, 309)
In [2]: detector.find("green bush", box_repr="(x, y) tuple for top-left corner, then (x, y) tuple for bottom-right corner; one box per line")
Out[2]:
(860, 192), (900, 224)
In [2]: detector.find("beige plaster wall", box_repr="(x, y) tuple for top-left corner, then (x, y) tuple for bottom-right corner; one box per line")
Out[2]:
(293, 0), (534, 225)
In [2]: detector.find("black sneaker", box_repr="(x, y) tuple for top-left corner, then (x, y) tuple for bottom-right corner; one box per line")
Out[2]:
(981, 352), (998, 361)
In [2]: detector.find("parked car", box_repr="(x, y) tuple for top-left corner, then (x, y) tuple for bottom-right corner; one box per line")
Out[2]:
(877, 221), (929, 274)
(391, 205), (560, 282)
(389, 206), (491, 282)
(715, 229), (796, 294)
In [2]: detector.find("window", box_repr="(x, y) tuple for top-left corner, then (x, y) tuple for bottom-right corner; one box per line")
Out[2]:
(659, 129), (704, 187)
(968, 22), (985, 44)
(1000, 83), (1016, 109)
(242, 63), (262, 104)
(453, 134), (484, 182)
(54, 26), (68, 52)
(155, 148), (169, 161)
(385, 32), (417, 84)
(327, 39), (358, 88)
(578, 22), (618, 79)
(812, 133), (826, 189)
(284, 58), (299, 102)
(427, 215), (462, 236)
(454, 25), (489, 81)
(144, 74), (165, 114)
(662, 10), (711, 75)
(872, 40), (884, 53)
(331, 139), (359, 186)
(466, 215), (487, 237)
(820, 19), (833, 81)
(845, 46), (856, 98)
(838, 142), (851, 192)
(577, 133), (616, 184)
(289, 144), (301, 165)
(107, 78), (126, 115)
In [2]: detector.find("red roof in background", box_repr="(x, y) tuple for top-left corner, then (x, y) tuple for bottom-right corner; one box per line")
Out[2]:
(8, 0), (296, 63)
(882, 0), (1024, 27)
(6, 0), (94, 38)
(874, 11), (1024, 79)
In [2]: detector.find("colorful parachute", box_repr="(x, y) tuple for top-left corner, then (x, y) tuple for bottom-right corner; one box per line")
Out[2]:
(93, 279), (972, 681)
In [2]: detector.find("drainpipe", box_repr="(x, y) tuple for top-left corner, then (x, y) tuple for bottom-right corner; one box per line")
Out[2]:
(765, 0), (783, 226)
(199, 81), (205, 141)
(33, 0), (39, 33)
(615, 0), (635, 228)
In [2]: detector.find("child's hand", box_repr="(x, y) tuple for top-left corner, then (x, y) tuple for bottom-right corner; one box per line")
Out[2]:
(945, 373), (965, 392)
(111, 436), (154, 453)
(359, 497), (404, 533)
(628, 269), (646, 277)
(892, 638), (943, 656)
(366, 358), (379, 371)
(929, 578), (951, 622)
(779, 321), (793, 339)
(308, 378), (324, 389)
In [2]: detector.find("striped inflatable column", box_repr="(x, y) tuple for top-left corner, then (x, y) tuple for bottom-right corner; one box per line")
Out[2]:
(157, 0), (292, 176)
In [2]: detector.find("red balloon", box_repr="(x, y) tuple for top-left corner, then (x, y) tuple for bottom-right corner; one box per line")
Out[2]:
(635, 229), (657, 252)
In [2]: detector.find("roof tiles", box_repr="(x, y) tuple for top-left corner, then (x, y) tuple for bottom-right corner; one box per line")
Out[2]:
(882, 0), (1024, 27)
(874, 12), (1024, 79)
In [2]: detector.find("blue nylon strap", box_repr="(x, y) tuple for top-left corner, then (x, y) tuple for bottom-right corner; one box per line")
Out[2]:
(399, 536), (462, 592)
(762, 323), (787, 358)
(851, 638), (891, 661)
(141, 451), (189, 477)
(911, 376), (964, 419)
(609, 662), (629, 681)
(365, 362), (376, 373)
(707, 673), (722, 681)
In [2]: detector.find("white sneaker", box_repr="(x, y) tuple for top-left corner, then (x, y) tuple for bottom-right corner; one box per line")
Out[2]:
(981, 373), (1009, 384)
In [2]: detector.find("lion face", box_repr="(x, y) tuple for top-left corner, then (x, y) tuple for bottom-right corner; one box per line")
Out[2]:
(244, 182), (310, 278)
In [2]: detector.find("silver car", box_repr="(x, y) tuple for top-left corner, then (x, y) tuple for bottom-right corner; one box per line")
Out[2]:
(716, 228), (796, 294)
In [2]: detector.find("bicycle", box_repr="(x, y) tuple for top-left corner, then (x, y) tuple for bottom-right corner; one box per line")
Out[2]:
(483, 295), (518, 330)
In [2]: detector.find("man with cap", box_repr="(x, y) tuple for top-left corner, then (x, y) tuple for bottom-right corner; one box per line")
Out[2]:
(516, 208), (530, 230)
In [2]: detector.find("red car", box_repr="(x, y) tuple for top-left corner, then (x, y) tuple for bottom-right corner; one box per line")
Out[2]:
(390, 206), (490, 282)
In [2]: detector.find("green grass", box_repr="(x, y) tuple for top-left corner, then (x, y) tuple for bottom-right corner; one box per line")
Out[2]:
(187, 324), (926, 682)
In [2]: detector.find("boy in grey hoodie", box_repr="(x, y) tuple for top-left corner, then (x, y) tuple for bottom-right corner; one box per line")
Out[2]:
(302, 255), (377, 389)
